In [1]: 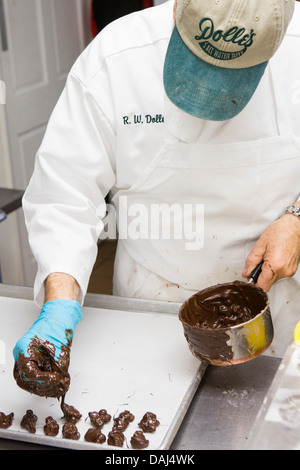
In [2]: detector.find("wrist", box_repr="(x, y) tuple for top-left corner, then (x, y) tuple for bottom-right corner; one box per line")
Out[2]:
(284, 203), (300, 222)
(41, 299), (83, 326)
(45, 273), (80, 303)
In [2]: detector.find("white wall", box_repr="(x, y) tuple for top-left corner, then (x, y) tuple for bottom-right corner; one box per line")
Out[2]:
(0, 102), (24, 285)
(0, 0), (164, 286)
(0, 0), (92, 287)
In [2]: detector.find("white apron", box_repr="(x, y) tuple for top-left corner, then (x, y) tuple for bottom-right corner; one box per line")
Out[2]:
(112, 61), (300, 358)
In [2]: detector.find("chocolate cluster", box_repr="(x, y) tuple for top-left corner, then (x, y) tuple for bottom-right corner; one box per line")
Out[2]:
(1, 405), (160, 449)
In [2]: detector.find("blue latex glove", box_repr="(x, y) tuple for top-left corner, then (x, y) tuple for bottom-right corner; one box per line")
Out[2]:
(13, 300), (82, 398)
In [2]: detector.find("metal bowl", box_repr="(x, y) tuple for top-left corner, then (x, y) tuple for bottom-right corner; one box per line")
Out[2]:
(179, 281), (274, 366)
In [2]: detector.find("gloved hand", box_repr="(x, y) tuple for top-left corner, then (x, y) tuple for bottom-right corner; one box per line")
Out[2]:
(13, 300), (82, 398)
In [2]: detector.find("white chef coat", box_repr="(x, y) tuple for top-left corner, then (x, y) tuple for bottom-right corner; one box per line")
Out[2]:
(23, 0), (300, 357)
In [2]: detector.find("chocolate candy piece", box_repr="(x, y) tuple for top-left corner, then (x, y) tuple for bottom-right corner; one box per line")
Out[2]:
(62, 422), (80, 440)
(89, 411), (105, 428)
(44, 416), (59, 436)
(107, 430), (125, 447)
(131, 430), (149, 449)
(88, 408), (112, 428)
(138, 412), (160, 433)
(0, 412), (14, 429)
(113, 410), (134, 431)
(61, 402), (82, 423)
(20, 410), (37, 434)
(84, 428), (106, 444)
(98, 409), (111, 423)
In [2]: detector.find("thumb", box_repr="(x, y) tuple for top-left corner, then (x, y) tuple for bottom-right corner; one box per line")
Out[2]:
(242, 241), (266, 278)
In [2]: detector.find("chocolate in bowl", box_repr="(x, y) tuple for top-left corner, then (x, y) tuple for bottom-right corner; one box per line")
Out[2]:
(179, 281), (273, 366)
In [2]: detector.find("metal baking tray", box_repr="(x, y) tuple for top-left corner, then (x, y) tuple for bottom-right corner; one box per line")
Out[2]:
(0, 296), (205, 450)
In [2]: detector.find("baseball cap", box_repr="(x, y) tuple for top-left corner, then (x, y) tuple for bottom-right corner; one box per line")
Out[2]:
(164, 0), (295, 121)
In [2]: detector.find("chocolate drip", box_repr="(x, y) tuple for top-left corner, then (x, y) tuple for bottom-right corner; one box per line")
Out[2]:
(61, 398), (82, 423)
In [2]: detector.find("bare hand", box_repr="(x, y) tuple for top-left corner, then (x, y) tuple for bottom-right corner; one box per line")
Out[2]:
(242, 214), (300, 291)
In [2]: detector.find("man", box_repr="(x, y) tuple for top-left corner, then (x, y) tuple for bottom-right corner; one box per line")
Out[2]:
(13, 0), (300, 397)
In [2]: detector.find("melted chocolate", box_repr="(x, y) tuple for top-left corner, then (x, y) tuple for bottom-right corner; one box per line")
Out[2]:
(44, 416), (59, 437)
(20, 410), (37, 434)
(13, 335), (71, 398)
(62, 422), (80, 440)
(107, 430), (125, 447)
(179, 281), (269, 364)
(180, 281), (267, 329)
(84, 428), (106, 444)
(0, 412), (14, 429)
(130, 430), (149, 449)
(138, 412), (160, 433)
(184, 324), (234, 363)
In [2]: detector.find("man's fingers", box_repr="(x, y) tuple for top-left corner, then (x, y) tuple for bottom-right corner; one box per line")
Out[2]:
(242, 247), (265, 278)
(243, 214), (300, 290)
(243, 257), (274, 292)
(244, 254), (295, 292)
(255, 261), (276, 292)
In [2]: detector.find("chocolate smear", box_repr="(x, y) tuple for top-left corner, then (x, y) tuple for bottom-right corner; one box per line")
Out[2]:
(13, 333), (72, 398)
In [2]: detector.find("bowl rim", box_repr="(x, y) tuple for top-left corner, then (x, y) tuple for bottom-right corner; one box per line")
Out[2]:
(179, 281), (270, 332)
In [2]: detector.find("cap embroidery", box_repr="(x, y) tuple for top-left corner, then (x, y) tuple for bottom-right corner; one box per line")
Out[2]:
(195, 17), (256, 60)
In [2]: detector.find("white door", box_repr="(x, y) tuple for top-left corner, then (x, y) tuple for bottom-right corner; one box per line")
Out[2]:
(0, 0), (91, 286)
